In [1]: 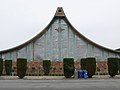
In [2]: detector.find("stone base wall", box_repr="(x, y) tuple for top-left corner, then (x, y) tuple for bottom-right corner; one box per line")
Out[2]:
(96, 61), (108, 74)
(10, 61), (108, 76)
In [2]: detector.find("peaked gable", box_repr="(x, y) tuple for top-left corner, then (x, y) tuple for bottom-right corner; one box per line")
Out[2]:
(0, 7), (119, 61)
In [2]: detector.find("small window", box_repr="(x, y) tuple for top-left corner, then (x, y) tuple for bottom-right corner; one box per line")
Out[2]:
(58, 9), (61, 12)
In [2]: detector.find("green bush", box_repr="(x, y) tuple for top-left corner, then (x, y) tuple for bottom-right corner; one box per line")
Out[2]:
(0, 58), (3, 76)
(43, 60), (51, 76)
(5, 60), (12, 75)
(118, 58), (120, 73)
(80, 57), (96, 78)
(17, 58), (27, 78)
(63, 58), (75, 78)
(81, 58), (87, 70)
(107, 58), (119, 77)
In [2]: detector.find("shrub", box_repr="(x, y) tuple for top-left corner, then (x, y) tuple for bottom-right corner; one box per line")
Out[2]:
(118, 58), (120, 73)
(5, 60), (12, 75)
(63, 58), (75, 78)
(80, 57), (96, 78)
(43, 60), (51, 76)
(0, 58), (3, 76)
(81, 58), (87, 70)
(107, 58), (119, 77)
(17, 58), (27, 78)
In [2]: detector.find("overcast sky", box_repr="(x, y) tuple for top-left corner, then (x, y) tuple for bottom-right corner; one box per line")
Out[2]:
(0, 0), (120, 51)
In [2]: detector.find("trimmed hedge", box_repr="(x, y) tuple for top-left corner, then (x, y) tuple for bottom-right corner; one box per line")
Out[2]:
(118, 58), (120, 73)
(43, 60), (51, 76)
(63, 58), (75, 78)
(0, 58), (3, 76)
(80, 57), (96, 78)
(5, 60), (12, 75)
(81, 58), (87, 70)
(17, 58), (27, 78)
(107, 58), (119, 77)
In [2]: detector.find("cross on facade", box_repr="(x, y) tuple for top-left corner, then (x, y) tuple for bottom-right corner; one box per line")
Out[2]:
(55, 27), (64, 33)
(55, 26), (64, 61)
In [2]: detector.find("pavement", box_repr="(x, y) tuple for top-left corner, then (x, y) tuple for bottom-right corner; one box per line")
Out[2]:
(0, 79), (120, 90)
(0, 75), (120, 80)
(0, 75), (120, 90)
(0, 76), (65, 80)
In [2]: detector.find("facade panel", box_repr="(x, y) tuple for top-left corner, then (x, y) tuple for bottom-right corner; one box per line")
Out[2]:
(27, 43), (33, 61)
(34, 35), (45, 61)
(94, 47), (103, 61)
(17, 47), (26, 58)
(4, 52), (11, 60)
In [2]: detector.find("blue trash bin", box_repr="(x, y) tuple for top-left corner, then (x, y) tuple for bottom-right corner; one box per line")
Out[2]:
(78, 70), (83, 78)
(83, 70), (88, 79)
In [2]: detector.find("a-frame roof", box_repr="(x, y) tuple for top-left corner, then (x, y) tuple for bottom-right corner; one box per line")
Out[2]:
(0, 7), (120, 54)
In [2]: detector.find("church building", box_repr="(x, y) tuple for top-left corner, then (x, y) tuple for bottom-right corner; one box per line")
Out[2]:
(0, 7), (120, 75)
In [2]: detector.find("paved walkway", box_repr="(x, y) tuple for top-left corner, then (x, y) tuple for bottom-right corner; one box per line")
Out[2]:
(0, 75), (120, 80)
(0, 79), (120, 90)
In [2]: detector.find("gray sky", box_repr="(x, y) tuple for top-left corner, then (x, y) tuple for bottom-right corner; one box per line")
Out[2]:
(0, 0), (120, 51)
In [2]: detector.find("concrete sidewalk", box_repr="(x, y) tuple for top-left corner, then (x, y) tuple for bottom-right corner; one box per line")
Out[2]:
(0, 76), (65, 80)
(0, 75), (120, 80)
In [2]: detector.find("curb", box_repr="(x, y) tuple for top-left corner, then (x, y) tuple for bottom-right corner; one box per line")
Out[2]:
(0, 75), (120, 80)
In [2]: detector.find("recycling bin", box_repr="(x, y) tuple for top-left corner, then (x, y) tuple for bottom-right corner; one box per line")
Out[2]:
(78, 70), (83, 78)
(83, 70), (88, 79)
